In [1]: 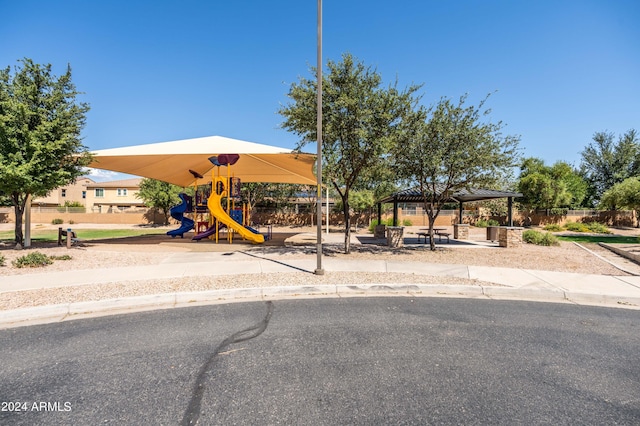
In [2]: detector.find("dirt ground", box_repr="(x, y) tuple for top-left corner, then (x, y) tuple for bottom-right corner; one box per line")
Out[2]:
(1, 223), (639, 277)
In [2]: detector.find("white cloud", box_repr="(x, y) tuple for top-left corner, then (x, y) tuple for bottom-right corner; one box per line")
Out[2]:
(84, 168), (140, 182)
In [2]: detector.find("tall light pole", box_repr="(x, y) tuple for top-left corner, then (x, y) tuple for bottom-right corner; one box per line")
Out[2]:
(314, 0), (324, 275)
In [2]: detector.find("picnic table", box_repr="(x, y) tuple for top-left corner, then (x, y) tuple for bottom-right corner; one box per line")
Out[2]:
(417, 228), (450, 243)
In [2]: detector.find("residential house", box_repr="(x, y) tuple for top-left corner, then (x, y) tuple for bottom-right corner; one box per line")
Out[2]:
(85, 178), (145, 213)
(32, 176), (95, 208)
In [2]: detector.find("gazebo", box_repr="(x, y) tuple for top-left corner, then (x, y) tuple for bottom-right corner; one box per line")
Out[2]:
(377, 186), (523, 226)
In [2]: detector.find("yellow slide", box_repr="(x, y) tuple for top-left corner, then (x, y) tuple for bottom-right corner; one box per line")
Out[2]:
(208, 180), (264, 244)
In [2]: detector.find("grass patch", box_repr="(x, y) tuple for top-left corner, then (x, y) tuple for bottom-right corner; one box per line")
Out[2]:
(0, 228), (167, 243)
(556, 235), (639, 244)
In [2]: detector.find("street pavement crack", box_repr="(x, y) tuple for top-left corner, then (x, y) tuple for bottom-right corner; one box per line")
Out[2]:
(181, 301), (274, 426)
(240, 250), (314, 273)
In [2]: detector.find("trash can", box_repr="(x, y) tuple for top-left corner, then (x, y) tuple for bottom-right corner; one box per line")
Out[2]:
(487, 226), (499, 241)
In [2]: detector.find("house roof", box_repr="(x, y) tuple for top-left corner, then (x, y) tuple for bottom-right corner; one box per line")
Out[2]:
(378, 186), (522, 204)
(86, 178), (143, 188)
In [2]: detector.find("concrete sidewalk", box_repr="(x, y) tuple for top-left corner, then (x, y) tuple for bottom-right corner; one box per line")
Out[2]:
(2, 249), (640, 329)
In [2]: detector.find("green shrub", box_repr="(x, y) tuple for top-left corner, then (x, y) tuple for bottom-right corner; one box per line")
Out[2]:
(543, 224), (563, 232)
(476, 219), (499, 227)
(523, 229), (542, 244)
(540, 232), (560, 246)
(549, 207), (569, 216)
(50, 254), (72, 261)
(369, 219), (383, 232)
(563, 221), (611, 234)
(12, 252), (53, 268)
(523, 230), (559, 246)
(584, 222), (611, 234)
(0, 254), (5, 267)
(368, 218), (412, 232)
(564, 221), (589, 232)
(51, 218), (64, 225)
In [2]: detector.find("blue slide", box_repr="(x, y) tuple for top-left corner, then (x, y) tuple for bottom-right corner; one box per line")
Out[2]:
(166, 193), (194, 238)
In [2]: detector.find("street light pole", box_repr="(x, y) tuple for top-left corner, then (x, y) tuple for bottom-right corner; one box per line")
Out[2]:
(315, 0), (324, 275)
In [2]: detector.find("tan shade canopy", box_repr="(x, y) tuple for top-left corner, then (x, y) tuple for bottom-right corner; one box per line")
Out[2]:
(89, 135), (317, 187)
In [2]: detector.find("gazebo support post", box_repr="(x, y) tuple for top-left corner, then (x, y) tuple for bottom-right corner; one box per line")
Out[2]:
(377, 202), (382, 225)
(458, 201), (464, 224)
(508, 197), (513, 227)
(393, 196), (398, 226)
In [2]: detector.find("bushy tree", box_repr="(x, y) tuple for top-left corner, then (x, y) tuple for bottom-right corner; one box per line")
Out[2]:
(518, 158), (587, 211)
(279, 53), (421, 253)
(136, 178), (184, 225)
(580, 129), (639, 204)
(392, 94), (521, 250)
(0, 59), (91, 246)
(600, 177), (640, 227)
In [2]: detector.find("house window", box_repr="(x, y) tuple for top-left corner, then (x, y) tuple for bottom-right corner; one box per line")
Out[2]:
(117, 188), (128, 196)
(61, 189), (67, 197)
(95, 188), (104, 198)
(82, 191), (86, 199)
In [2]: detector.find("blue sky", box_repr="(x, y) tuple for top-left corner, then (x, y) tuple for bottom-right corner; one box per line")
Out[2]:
(2, 0), (638, 181)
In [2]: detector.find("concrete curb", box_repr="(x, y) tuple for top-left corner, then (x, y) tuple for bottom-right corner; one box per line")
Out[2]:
(2, 284), (639, 329)
(600, 243), (640, 268)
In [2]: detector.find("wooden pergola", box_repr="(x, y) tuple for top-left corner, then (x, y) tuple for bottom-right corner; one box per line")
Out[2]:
(377, 186), (523, 226)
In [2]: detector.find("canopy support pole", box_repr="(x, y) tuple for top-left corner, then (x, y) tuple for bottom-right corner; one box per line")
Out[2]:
(314, 0), (324, 275)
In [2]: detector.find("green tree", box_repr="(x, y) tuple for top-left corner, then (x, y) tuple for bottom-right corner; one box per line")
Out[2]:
(0, 58), (91, 246)
(279, 53), (421, 253)
(392, 94), (521, 250)
(599, 177), (640, 227)
(348, 189), (376, 230)
(241, 182), (270, 213)
(580, 129), (639, 204)
(136, 178), (184, 225)
(517, 158), (587, 211)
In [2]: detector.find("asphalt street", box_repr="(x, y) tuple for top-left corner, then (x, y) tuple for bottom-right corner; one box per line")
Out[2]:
(1, 298), (639, 425)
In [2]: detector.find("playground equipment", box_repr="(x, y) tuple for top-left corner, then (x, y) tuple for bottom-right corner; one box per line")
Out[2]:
(191, 221), (225, 241)
(206, 175), (264, 243)
(190, 154), (265, 244)
(166, 193), (195, 238)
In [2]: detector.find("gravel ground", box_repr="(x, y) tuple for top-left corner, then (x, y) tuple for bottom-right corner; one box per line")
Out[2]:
(1, 225), (639, 310)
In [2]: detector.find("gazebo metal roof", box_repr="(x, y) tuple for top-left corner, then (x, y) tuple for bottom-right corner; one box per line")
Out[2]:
(378, 186), (523, 226)
(378, 186), (522, 204)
